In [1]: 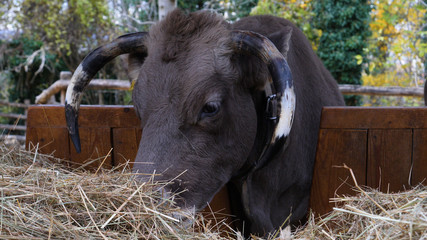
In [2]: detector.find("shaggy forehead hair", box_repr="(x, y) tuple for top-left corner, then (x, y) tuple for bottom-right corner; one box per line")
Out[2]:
(146, 10), (233, 63)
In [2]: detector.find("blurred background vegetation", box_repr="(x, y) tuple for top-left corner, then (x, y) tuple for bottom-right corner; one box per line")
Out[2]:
(0, 0), (426, 110)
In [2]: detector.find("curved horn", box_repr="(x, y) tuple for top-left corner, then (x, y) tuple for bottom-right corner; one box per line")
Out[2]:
(65, 32), (148, 153)
(231, 30), (296, 141)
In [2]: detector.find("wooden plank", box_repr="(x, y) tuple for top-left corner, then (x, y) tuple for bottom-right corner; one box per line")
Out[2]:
(27, 105), (141, 128)
(36, 79), (131, 104)
(69, 127), (113, 170)
(0, 112), (27, 120)
(310, 129), (367, 216)
(412, 129), (427, 186)
(367, 129), (412, 192)
(320, 107), (427, 129)
(26, 127), (70, 160)
(26, 106), (65, 128)
(0, 124), (27, 131)
(338, 84), (424, 97)
(0, 100), (29, 108)
(112, 128), (141, 170)
(26, 107), (70, 160)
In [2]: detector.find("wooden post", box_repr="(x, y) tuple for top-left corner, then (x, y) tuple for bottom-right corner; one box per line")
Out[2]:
(60, 91), (66, 105)
(424, 83), (426, 106)
(98, 90), (104, 105)
(24, 99), (30, 126)
(60, 71), (72, 104)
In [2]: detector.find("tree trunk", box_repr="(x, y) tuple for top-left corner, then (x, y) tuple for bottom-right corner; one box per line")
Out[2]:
(158, 0), (177, 20)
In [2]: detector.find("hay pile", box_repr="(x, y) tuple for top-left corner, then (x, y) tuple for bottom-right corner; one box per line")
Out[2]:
(291, 180), (427, 239)
(0, 142), (233, 239)
(1, 141), (426, 239)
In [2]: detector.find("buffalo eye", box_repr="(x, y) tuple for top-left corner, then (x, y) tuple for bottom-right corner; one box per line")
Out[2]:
(200, 101), (221, 120)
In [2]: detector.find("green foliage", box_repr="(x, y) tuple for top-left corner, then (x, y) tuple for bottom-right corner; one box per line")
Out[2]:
(251, 0), (321, 49)
(3, 0), (422, 108)
(0, 36), (65, 129)
(423, 2), (427, 79)
(179, 0), (206, 12)
(312, 0), (371, 105)
(0, 0), (128, 106)
(17, 0), (114, 70)
(180, 0), (258, 21)
(112, 0), (157, 32)
(216, 0), (259, 21)
(361, 0), (426, 107)
(0, 37), (67, 103)
(367, 0), (426, 79)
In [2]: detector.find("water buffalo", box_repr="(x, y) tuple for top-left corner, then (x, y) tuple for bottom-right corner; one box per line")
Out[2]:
(65, 9), (344, 235)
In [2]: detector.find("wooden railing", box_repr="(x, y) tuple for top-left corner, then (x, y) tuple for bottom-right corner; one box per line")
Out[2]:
(339, 84), (424, 97)
(0, 100), (29, 142)
(35, 71), (131, 104)
(35, 72), (424, 105)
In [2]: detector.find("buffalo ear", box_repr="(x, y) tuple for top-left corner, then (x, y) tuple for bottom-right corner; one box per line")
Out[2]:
(268, 26), (292, 60)
(127, 52), (148, 84)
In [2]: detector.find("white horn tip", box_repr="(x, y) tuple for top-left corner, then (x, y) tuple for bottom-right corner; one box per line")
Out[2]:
(65, 65), (88, 107)
(273, 87), (296, 140)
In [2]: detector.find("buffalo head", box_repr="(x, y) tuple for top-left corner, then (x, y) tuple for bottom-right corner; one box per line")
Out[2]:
(65, 9), (295, 216)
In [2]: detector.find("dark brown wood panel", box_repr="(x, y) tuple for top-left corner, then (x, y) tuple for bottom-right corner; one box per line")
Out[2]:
(413, 129), (427, 185)
(310, 129), (367, 216)
(27, 105), (141, 128)
(367, 129), (412, 192)
(320, 107), (427, 129)
(69, 127), (112, 170)
(26, 105), (66, 128)
(112, 128), (141, 169)
(26, 127), (70, 160)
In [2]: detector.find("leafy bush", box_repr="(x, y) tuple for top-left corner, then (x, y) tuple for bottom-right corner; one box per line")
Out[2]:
(312, 0), (371, 105)
(0, 37), (66, 104)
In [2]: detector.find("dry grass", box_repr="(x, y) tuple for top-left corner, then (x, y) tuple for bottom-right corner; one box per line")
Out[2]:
(0, 142), (234, 239)
(289, 186), (427, 240)
(1, 141), (426, 239)
(289, 167), (427, 240)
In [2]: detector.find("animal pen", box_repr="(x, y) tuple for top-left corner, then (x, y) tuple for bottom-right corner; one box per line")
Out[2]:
(6, 71), (424, 238)
(25, 105), (427, 220)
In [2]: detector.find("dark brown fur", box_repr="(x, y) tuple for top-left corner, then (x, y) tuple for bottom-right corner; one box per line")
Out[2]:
(130, 9), (344, 236)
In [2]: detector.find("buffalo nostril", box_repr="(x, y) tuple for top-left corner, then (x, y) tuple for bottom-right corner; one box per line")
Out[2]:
(171, 206), (196, 227)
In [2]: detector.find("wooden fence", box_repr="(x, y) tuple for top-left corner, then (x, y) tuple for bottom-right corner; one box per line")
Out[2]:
(339, 84), (424, 97)
(1, 71), (130, 142)
(0, 100), (29, 142)
(25, 105), (427, 223)
(310, 107), (427, 216)
(35, 71), (425, 105)
(35, 71), (130, 104)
